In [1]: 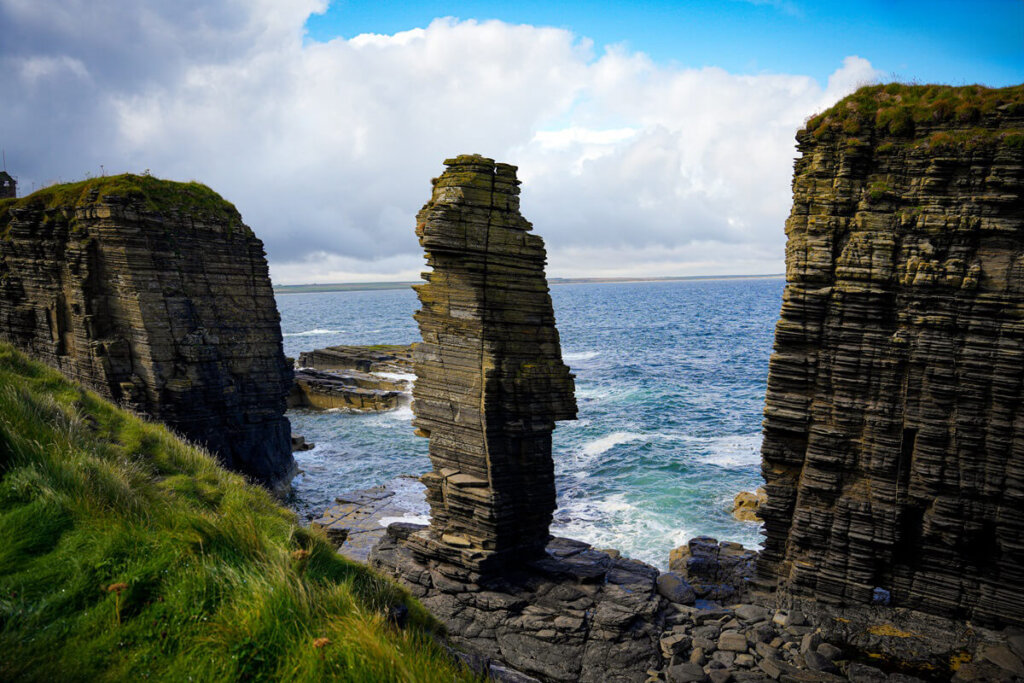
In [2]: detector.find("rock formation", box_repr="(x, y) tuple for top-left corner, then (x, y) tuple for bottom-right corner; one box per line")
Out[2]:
(0, 174), (294, 491)
(405, 154), (577, 572)
(297, 343), (414, 373)
(758, 84), (1024, 627)
(288, 367), (406, 411)
(290, 344), (414, 411)
(368, 157), (674, 680)
(731, 487), (767, 522)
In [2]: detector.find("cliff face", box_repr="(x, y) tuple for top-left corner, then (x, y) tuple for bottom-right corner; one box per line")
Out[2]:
(0, 175), (294, 490)
(759, 84), (1024, 626)
(408, 154), (577, 572)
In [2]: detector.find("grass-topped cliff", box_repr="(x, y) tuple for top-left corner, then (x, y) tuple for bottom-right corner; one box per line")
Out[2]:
(803, 83), (1024, 151)
(0, 173), (247, 235)
(0, 343), (473, 681)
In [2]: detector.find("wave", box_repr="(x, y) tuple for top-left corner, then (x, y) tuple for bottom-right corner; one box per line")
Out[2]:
(564, 350), (600, 362)
(282, 328), (339, 337)
(697, 433), (762, 468)
(551, 493), (693, 569)
(580, 431), (646, 457)
(375, 372), (416, 383)
(377, 514), (430, 527)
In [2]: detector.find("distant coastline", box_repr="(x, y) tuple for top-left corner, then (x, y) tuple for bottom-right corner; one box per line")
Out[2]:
(273, 273), (785, 294)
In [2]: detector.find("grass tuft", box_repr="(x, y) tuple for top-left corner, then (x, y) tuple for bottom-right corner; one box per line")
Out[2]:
(0, 173), (249, 238)
(0, 343), (475, 682)
(801, 83), (1024, 150)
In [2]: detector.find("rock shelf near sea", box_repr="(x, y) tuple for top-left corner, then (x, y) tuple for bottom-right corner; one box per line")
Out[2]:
(289, 343), (415, 411)
(298, 343), (414, 374)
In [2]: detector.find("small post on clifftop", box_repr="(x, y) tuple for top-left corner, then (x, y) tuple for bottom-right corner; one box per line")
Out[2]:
(0, 151), (16, 199)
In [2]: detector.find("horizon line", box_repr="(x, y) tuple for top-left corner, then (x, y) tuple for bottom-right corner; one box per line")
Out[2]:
(273, 272), (786, 293)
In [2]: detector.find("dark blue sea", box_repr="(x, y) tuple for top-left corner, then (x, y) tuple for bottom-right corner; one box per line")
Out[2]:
(276, 277), (784, 569)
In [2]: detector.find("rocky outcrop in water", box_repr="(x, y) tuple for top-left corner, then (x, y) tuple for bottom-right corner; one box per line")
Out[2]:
(290, 344), (414, 411)
(404, 154), (577, 572)
(0, 175), (294, 491)
(758, 84), (1024, 627)
(288, 367), (406, 411)
(297, 343), (414, 374)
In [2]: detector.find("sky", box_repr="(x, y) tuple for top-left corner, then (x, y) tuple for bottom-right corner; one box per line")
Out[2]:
(1, 1), (1021, 284)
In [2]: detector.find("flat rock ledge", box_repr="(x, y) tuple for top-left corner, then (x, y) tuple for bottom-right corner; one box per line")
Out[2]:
(297, 344), (414, 374)
(288, 367), (408, 411)
(312, 479), (426, 563)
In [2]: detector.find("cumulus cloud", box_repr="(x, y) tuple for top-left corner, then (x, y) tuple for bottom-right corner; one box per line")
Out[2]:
(0, 2), (879, 283)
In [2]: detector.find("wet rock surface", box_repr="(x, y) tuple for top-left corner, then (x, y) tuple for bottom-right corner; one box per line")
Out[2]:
(312, 478), (426, 563)
(0, 177), (294, 491)
(758, 85), (1024, 627)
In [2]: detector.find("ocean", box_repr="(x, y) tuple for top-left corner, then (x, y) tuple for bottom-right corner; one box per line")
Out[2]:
(277, 277), (784, 570)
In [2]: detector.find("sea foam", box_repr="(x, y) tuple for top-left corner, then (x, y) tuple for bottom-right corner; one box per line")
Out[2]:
(563, 350), (601, 362)
(282, 328), (339, 337)
(580, 431), (646, 457)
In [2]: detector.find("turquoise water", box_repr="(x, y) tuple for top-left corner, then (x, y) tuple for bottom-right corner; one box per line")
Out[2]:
(277, 277), (784, 569)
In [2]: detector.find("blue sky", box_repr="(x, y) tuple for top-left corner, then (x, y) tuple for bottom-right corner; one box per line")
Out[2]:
(2, 0), (1022, 282)
(305, 0), (1024, 87)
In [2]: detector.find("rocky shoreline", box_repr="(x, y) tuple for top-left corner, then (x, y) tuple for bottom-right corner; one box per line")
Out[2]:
(312, 478), (1024, 682)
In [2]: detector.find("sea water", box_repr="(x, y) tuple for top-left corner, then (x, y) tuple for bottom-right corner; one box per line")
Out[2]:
(277, 277), (784, 569)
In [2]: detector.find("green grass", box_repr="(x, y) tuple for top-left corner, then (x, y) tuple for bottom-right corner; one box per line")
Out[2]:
(0, 343), (475, 682)
(0, 174), (247, 237)
(803, 83), (1024, 149)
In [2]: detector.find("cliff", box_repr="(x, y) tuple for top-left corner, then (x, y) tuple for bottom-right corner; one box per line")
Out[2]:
(0, 174), (294, 491)
(759, 84), (1024, 627)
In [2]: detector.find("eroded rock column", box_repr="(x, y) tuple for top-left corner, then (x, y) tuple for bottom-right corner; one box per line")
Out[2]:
(407, 154), (577, 572)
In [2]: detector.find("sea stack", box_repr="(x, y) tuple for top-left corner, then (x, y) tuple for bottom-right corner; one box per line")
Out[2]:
(758, 84), (1024, 627)
(407, 154), (577, 572)
(0, 175), (295, 492)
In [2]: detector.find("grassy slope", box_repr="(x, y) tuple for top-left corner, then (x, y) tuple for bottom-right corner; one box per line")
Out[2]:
(802, 83), (1024, 150)
(0, 173), (248, 235)
(0, 343), (473, 682)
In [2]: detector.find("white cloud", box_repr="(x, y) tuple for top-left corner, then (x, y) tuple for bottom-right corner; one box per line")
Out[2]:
(0, 3), (879, 283)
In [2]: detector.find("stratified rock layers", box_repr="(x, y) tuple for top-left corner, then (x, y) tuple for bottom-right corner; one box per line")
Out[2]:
(409, 154), (577, 571)
(759, 85), (1024, 627)
(0, 176), (294, 489)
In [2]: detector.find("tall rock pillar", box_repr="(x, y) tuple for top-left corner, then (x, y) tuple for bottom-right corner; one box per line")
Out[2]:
(409, 154), (577, 572)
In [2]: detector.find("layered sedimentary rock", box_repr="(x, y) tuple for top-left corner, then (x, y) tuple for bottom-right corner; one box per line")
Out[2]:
(406, 154), (577, 572)
(0, 175), (294, 490)
(288, 368), (406, 411)
(297, 343), (414, 374)
(290, 344), (413, 411)
(759, 84), (1024, 627)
